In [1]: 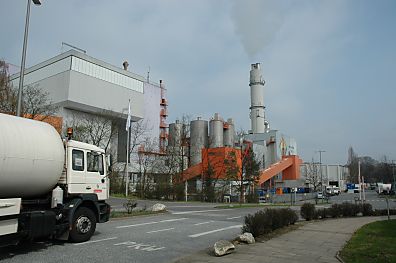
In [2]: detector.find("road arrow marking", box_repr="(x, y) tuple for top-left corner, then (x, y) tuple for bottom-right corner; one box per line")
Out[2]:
(147, 227), (175, 234)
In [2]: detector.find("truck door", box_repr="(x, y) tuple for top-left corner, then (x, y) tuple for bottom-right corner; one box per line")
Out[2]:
(69, 148), (86, 184)
(86, 152), (107, 200)
(67, 148), (87, 194)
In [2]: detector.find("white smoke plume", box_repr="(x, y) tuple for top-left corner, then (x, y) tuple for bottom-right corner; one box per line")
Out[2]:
(231, 0), (287, 58)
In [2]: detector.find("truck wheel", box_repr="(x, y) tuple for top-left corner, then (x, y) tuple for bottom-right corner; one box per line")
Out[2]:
(69, 207), (97, 243)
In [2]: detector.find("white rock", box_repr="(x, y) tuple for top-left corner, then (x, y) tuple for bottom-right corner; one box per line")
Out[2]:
(150, 203), (166, 212)
(214, 240), (235, 256)
(238, 232), (255, 244)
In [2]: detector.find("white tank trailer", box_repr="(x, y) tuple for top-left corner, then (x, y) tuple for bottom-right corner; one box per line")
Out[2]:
(0, 113), (110, 246)
(209, 113), (224, 148)
(0, 115), (64, 198)
(189, 118), (208, 166)
(249, 63), (266, 134)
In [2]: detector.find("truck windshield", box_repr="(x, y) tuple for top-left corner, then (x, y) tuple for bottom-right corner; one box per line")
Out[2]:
(98, 154), (104, 175)
(87, 152), (104, 175)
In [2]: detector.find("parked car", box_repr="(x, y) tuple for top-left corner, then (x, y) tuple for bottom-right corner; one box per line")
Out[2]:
(316, 192), (324, 199)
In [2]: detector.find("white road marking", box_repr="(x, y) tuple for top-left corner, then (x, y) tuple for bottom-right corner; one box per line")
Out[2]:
(147, 227), (175, 234)
(73, 237), (118, 246)
(167, 205), (215, 208)
(226, 216), (241, 220)
(194, 221), (214, 226)
(171, 209), (232, 215)
(116, 218), (188, 229)
(114, 241), (165, 251)
(205, 213), (226, 217)
(189, 225), (243, 238)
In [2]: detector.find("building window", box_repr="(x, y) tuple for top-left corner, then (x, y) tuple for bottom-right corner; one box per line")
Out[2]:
(72, 150), (84, 171)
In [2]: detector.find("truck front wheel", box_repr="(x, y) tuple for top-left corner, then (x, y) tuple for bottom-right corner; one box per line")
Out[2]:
(69, 207), (97, 243)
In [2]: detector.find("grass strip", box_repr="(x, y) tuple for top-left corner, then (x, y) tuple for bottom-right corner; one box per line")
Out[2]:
(340, 219), (396, 263)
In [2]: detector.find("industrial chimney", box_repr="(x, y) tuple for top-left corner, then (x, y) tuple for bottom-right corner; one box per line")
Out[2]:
(249, 63), (266, 134)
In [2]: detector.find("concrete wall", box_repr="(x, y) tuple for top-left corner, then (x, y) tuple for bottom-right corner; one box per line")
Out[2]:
(143, 82), (161, 142)
(68, 70), (144, 119)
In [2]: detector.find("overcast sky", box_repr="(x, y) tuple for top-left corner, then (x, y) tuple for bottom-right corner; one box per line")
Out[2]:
(1, 0), (395, 165)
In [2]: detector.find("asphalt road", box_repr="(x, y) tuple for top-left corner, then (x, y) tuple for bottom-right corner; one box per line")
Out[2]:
(1, 191), (393, 263)
(325, 190), (396, 209)
(0, 203), (276, 263)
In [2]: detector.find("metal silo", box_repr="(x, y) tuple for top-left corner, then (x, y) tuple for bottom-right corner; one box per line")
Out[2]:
(168, 120), (182, 147)
(223, 118), (235, 147)
(190, 117), (208, 165)
(209, 113), (224, 148)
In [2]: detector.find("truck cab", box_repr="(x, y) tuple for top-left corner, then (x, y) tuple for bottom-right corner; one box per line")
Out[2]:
(59, 140), (109, 201)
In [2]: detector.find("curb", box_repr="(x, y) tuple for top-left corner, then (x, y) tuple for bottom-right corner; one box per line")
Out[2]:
(335, 252), (345, 263)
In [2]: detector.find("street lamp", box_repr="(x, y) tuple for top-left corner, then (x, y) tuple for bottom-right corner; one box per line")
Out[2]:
(317, 150), (326, 193)
(16, 0), (41, 117)
(392, 160), (396, 192)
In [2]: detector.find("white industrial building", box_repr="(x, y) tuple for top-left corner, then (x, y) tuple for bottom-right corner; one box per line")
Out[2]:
(9, 50), (167, 172)
(300, 163), (349, 191)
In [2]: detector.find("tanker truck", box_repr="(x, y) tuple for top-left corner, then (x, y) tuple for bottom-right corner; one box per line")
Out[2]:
(0, 113), (110, 246)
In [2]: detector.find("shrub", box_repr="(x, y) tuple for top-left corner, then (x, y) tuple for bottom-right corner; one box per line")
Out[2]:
(301, 203), (316, 221)
(268, 209), (282, 230)
(242, 210), (270, 237)
(284, 208), (298, 225)
(328, 204), (342, 218)
(315, 208), (328, 219)
(340, 202), (361, 217)
(242, 208), (298, 237)
(362, 203), (373, 216)
(123, 199), (137, 214)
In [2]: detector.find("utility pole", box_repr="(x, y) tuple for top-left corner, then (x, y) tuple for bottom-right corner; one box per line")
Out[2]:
(358, 160), (362, 202)
(362, 175), (366, 203)
(392, 160), (396, 193)
(16, 0), (42, 116)
(317, 150), (326, 193)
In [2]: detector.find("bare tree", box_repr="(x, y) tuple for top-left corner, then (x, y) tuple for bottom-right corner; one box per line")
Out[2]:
(0, 61), (16, 114)
(135, 138), (162, 198)
(347, 146), (359, 183)
(304, 159), (322, 192)
(65, 112), (116, 151)
(128, 120), (148, 155)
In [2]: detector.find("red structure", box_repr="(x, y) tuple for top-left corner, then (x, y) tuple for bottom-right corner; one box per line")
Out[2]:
(180, 145), (302, 185)
(258, 155), (302, 185)
(159, 80), (168, 153)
